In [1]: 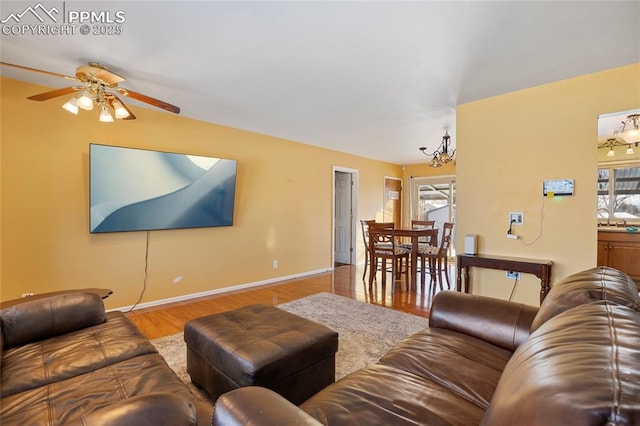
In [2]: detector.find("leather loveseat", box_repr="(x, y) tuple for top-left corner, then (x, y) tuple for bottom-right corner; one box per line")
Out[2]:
(0, 291), (213, 425)
(213, 266), (640, 425)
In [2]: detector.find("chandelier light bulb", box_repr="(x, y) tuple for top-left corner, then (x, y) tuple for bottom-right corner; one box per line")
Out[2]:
(99, 105), (114, 123)
(624, 128), (639, 142)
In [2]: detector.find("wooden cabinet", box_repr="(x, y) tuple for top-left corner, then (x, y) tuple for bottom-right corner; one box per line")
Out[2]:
(598, 230), (640, 291)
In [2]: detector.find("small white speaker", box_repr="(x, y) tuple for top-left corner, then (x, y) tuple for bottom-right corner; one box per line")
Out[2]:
(464, 234), (478, 255)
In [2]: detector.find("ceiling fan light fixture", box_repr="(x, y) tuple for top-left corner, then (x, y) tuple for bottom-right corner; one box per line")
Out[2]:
(62, 95), (79, 115)
(78, 91), (94, 111)
(112, 99), (130, 119)
(99, 105), (114, 123)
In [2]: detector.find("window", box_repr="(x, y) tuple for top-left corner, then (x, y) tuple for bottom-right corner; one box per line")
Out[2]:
(597, 163), (640, 225)
(410, 176), (456, 255)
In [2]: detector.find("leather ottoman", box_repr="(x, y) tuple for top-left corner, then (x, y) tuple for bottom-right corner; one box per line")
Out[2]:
(184, 304), (338, 404)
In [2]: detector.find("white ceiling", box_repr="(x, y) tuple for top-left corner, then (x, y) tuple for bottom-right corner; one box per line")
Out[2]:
(1, 1), (639, 165)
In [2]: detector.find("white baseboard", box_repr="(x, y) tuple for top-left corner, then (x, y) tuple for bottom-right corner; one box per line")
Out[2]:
(108, 267), (334, 312)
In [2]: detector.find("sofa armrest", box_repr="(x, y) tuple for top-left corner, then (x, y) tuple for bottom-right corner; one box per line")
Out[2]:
(0, 292), (106, 348)
(214, 387), (321, 426)
(429, 291), (538, 351)
(67, 392), (199, 426)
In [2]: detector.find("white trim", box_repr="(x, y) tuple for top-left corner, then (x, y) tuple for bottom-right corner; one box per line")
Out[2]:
(108, 267), (333, 312)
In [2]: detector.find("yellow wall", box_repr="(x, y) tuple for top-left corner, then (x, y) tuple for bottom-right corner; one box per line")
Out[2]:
(456, 63), (640, 306)
(1, 77), (402, 309)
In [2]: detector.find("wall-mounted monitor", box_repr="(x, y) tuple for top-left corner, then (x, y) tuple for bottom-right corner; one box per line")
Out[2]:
(90, 144), (237, 233)
(543, 179), (574, 197)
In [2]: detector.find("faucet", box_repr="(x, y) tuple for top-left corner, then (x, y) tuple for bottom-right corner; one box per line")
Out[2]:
(597, 208), (611, 226)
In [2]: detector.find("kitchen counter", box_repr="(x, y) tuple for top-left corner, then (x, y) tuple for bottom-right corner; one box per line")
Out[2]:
(597, 226), (640, 233)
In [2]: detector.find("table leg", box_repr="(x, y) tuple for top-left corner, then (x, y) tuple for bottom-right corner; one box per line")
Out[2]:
(368, 244), (376, 287)
(410, 235), (418, 290)
(540, 265), (551, 304)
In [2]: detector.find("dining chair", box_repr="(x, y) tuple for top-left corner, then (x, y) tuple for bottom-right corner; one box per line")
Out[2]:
(360, 220), (375, 280)
(360, 221), (395, 280)
(368, 227), (410, 288)
(417, 222), (455, 290)
(399, 220), (436, 250)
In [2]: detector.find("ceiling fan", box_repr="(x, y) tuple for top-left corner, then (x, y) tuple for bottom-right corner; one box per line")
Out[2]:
(0, 61), (180, 122)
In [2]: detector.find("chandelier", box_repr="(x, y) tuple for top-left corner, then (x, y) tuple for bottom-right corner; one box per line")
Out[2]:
(419, 131), (455, 167)
(618, 114), (640, 143)
(598, 114), (640, 157)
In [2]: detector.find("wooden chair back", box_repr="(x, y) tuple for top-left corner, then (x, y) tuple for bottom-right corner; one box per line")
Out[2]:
(439, 222), (455, 254)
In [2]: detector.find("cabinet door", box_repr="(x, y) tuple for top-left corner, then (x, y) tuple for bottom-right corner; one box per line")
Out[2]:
(597, 241), (610, 267)
(609, 242), (640, 281)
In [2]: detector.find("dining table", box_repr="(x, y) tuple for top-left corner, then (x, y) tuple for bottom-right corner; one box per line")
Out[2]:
(392, 227), (439, 289)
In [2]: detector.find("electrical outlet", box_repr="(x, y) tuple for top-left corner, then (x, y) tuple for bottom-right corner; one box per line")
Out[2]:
(272, 260), (278, 269)
(509, 212), (524, 225)
(506, 271), (520, 280)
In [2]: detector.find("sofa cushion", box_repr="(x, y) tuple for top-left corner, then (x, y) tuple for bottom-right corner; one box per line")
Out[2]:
(482, 302), (640, 425)
(378, 328), (512, 410)
(531, 266), (640, 331)
(1, 312), (157, 397)
(0, 353), (198, 426)
(429, 291), (538, 351)
(301, 363), (485, 426)
(0, 292), (106, 349)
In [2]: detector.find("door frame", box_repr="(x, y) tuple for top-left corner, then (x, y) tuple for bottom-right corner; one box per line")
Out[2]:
(332, 166), (359, 267)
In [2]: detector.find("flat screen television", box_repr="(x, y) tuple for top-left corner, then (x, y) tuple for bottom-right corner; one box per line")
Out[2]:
(90, 144), (237, 233)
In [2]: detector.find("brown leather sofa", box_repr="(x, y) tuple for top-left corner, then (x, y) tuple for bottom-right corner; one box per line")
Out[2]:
(213, 266), (640, 425)
(0, 292), (213, 425)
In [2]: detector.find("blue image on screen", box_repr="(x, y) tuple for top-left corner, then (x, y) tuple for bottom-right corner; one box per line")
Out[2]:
(90, 144), (237, 233)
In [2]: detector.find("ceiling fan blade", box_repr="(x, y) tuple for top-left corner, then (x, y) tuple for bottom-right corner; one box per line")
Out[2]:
(108, 95), (137, 120)
(27, 86), (80, 101)
(0, 62), (78, 81)
(117, 88), (180, 114)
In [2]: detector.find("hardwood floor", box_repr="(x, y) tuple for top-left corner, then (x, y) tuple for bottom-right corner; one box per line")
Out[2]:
(126, 265), (450, 339)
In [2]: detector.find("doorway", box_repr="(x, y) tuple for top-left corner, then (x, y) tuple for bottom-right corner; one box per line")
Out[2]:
(333, 167), (358, 267)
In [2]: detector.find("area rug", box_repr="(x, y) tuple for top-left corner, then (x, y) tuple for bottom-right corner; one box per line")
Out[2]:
(151, 292), (430, 400)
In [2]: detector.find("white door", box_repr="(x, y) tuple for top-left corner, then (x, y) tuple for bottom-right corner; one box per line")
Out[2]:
(334, 171), (352, 264)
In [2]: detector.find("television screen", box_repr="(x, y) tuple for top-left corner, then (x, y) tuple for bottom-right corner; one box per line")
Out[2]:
(90, 144), (237, 233)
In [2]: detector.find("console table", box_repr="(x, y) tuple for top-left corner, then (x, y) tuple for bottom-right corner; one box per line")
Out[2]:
(456, 254), (552, 304)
